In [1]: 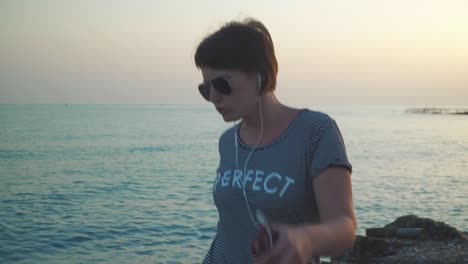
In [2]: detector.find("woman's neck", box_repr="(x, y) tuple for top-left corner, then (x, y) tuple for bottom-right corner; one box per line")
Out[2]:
(239, 93), (299, 145)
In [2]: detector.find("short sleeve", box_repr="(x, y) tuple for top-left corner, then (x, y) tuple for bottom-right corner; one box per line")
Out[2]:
(310, 118), (352, 178)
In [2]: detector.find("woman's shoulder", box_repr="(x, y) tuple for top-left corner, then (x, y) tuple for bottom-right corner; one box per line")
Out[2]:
(297, 109), (344, 147)
(299, 108), (335, 128)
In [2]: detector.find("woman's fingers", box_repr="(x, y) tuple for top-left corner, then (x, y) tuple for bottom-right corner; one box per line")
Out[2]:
(252, 225), (270, 257)
(254, 223), (311, 264)
(254, 225), (288, 264)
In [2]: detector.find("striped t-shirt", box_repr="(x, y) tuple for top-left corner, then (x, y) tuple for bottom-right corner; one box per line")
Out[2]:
(202, 109), (352, 264)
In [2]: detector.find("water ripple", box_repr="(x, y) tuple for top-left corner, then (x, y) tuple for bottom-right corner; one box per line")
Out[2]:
(1, 105), (467, 263)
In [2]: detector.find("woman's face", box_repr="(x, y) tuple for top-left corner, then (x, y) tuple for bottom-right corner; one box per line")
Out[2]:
(200, 67), (258, 122)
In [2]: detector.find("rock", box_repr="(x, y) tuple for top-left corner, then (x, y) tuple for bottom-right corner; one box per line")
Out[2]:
(384, 215), (463, 240)
(331, 215), (468, 264)
(366, 227), (425, 239)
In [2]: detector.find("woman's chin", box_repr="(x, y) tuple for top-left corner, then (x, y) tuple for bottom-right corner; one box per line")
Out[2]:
(220, 112), (239, 122)
(221, 114), (233, 122)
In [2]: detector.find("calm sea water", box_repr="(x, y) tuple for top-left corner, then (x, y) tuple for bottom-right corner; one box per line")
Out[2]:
(0, 104), (467, 263)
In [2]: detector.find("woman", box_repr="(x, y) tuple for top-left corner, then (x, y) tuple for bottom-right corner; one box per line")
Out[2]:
(194, 18), (356, 264)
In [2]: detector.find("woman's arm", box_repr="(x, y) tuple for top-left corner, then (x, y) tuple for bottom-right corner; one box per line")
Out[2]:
(253, 166), (356, 263)
(303, 166), (356, 257)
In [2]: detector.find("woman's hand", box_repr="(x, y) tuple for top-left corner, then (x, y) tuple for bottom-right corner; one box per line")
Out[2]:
(252, 223), (314, 264)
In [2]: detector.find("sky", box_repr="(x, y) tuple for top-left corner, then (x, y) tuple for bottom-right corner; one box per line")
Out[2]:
(1, 0), (467, 105)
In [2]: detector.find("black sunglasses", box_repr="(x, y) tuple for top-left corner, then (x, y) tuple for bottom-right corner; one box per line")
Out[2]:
(198, 77), (232, 101)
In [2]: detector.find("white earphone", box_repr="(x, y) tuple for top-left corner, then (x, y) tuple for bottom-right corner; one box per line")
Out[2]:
(234, 72), (264, 229)
(257, 73), (263, 94)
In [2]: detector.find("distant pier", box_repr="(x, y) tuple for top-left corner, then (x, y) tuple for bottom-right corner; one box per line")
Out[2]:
(405, 108), (468, 115)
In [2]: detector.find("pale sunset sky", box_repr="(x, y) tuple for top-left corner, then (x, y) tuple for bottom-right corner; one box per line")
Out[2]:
(1, 0), (467, 105)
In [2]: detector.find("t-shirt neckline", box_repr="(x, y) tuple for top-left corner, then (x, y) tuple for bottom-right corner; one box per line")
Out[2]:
(236, 108), (308, 150)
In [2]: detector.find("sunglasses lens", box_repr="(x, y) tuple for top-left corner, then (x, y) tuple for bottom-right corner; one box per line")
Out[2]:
(211, 78), (231, 95)
(198, 83), (210, 101)
(198, 77), (231, 101)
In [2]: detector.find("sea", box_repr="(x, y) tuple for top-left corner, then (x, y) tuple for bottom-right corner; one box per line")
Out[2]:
(0, 104), (467, 263)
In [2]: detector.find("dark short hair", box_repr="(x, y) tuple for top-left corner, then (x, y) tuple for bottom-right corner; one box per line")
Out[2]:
(194, 18), (278, 93)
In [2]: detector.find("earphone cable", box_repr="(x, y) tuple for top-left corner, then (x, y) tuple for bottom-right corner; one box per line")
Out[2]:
(237, 97), (264, 229)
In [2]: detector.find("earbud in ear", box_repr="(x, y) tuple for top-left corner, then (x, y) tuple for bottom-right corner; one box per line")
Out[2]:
(257, 73), (263, 94)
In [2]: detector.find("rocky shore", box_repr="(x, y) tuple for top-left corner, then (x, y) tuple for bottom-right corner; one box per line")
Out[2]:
(328, 215), (468, 264)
